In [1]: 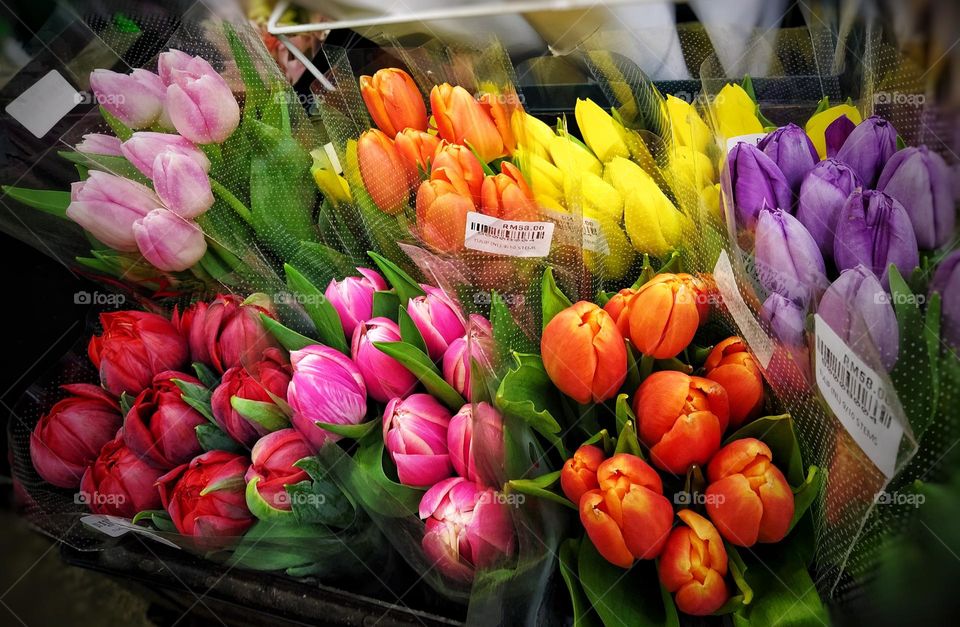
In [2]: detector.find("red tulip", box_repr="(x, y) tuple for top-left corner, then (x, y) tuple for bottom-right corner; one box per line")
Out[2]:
(447, 402), (504, 486)
(79, 431), (164, 517)
(244, 429), (312, 511)
(628, 273), (706, 359)
(211, 348), (292, 447)
(123, 371), (206, 469)
(704, 337), (764, 428)
(175, 294), (279, 374)
(560, 444), (604, 505)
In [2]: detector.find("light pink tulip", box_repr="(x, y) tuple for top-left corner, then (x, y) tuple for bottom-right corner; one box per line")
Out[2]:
(407, 286), (466, 360)
(157, 49), (213, 86)
(441, 315), (493, 400)
(383, 394), (452, 487)
(66, 171), (160, 251)
(288, 345), (367, 451)
(153, 151), (213, 218)
(351, 317), (418, 402)
(324, 268), (388, 338)
(245, 429), (312, 511)
(120, 131), (210, 179)
(448, 402), (504, 486)
(89, 68), (165, 129)
(133, 208), (207, 271)
(75, 133), (123, 156)
(161, 51), (240, 144)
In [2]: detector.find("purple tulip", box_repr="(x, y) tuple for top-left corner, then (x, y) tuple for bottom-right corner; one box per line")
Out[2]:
(66, 171), (160, 251)
(757, 123), (819, 194)
(760, 293), (807, 348)
(877, 146), (955, 250)
(351, 317), (418, 402)
(153, 151), (213, 218)
(796, 159), (862, 260)
(132, 208), (207, 272)
(160, 51), (240, 144)
(725, 141), (793, 231)
(930, 251), (960, 351)
(834, 190), (919, 287)
(408, 286), (467, 360)
(120, 131), (210, 179)
(89, 68), (166, 129)
(324, 268), (388, 338)
(835, 116), (899, 187)
(448, 402), (504, 486)
(75, 133), (123, 156)
(383, 394), (453, 487)
(442, 315), (493, 400)
(755, 208), (828, 306)
(817, 265), (900, 371)
(288, 345), (367, 451)
(824, 115), (856, 158)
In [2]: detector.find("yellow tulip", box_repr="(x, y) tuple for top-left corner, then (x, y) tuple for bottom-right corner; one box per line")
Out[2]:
(665, 95), (712, 154)
(604, 157), (684, 258)
(548, 134), (602, 177)
(310, 148), (351, 205)
(581, 171), (623, 222)
(700, 183), (722, 224)
(575, 98), (631, 162)
(584, 206), (634, 280)
(670, 146), (716, 190)
(511, 111), (556, 160)
(516, 148), (565, 209)
(713, 84), (763, 138)
(805, 103), (862, 159)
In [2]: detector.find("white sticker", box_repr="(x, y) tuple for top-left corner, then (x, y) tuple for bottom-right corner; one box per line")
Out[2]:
(725, 132), (768, 155)
(464, 212), (554, 258)
(582, 217), (610, 255)
(81, 514), (181, 549)
(5, 70), (80, 138)
(323, 142), (342, 174)
(543, 210), (608, 254)
(713, 250), (774, 368)
(814, 315), (905, 478)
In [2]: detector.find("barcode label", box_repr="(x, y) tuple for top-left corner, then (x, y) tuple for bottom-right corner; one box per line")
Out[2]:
(464, 212), (554, 257)
(814, 315), (904, 477)
(713, 251), (774, 368)
(81, 514), (181, 549)
(725, 132), (767, 155)
(543, 210), (609, 254)
(582, 218), (610, 254)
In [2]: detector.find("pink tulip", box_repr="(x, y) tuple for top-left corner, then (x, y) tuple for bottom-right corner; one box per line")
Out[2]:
(120, 131), (210, 179)
(80, 431), (165, 518)
(66, 171), (161, 251)
(447, 402), (504, 486)
(160, 51), (240, 144)
(174, 294), (279, 374)
(211, 348), (292, 447)
(133, 208), (207, 272)
(245, 429), (312, 511)
(123, 371), (206, 469)
(419, 477), (515, 581)
(442, 315), (493, 400)
(324, 268), (388, 338)
(407, 286), (466, 360)
(288, 345), (367, 451)
(89, 68), (165, 129)
(75, 133), (122, 156)
(383, 394), (453, 487)
(157, 49), (213, 86)
(152, 151), (213, 218)
(351, 317), (418, 402)
(30, 384), (122, 488)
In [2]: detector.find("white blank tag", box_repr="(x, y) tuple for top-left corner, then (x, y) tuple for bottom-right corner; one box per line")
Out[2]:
(5, 70), (80, 139)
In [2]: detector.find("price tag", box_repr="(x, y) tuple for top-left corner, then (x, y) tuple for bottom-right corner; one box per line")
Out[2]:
(464, 212), (554, 258)
(725, 132), (767, 155)
(713, 251), (774, 368)
(814, 315), (905, 478)
(543, 210), (609, 254)
(5, 70), (80, 138)
(582, 217), (610, 255)
(81, 514), (181, 549)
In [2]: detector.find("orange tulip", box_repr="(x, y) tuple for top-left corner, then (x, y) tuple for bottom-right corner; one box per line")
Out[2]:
(580, 453), (673, 567)
(416, 179), (473, 253)
(481, 162), (539, 221)
(432, 143), (485, 203)
(478, 92), (517, 154)
(705, 438), (794, 546)
(633, 371), (729, 474)
(704, 337), (764, 428)
(359, 68), (428, 137)
(677, 272), (712, 323)
(658, 509), (729, 616)
(430, 84), (505, 163)
(395, 128), (441, 174)
(560, 444), (605, 505)
(542, 301), (627, 405)
(603, 288), (640, 338)
(628, 273), (702, 359)
(357, 129), (413, 215)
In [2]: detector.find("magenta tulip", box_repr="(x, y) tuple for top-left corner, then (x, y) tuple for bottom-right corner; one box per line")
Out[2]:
(211, 348), (292, 447)
(351, 317), (418, 402)
(133, 208), (207, 272)
(288, 345), (367, 451)
(79, 431), (165, 517)
(123, 371), (206, 469)
(75, 133), (122, 156)
(160, 51), (240, 144)
(442, 315), (493, 401)
(383, 394), (453, 487)
(89, 68), (166, 129)
(245, 429), (312, 511)
(448, 402), (504, 486)
(66, 171), (160, 251)
(152, 151), (213, 218)
(120, 131), (210, 179)
(408, 286), (466, 360)
(324, 268), (388, 338)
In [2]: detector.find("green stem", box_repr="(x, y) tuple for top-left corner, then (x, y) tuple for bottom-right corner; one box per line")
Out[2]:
(210, 179), (254, 227)
(639, 354), (656, 381)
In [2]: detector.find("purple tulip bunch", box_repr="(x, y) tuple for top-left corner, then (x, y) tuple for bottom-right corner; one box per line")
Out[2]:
(65, 50), (242, 272)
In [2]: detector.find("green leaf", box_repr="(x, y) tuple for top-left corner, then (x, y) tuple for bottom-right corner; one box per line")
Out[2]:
(624, 341), (642, 393)
(398, 305), (428, 355)
(326, 434), (423, 518)
(495, 352), (567, 458)
(367, 250), (424, 304)
(283, 263), (348, 353)
(813, 96), (830, 115)
(559, 538), (601, 627)
(245, 476), (297, 522)
(58, 151), (147, 184)
(288, 458), (356, 527)
(724, 414), (804, 486)
(726, 544), (754, 605)
(490, 291), (537, 358)
(1, 186), (71, 218)
(614, 393), (636, 436)
(195, 423), (246, 454)
(119, 392), (134, 416)
(259, 313), (315, 351)
(888, 265), (936, 436)
(192, 362), (221, 389)
(224, 22), (267, 111)
(506, 471), (576, 510)
(373, 341), (465, 409)
(313, 419), (378, 440)
(788, 466), (823, 533)
(541, 267), (572, 330)
(614, 420), (643, 458)
(231, 397), (289, 431)
(372, 290), (400, 321)
(99, 106), (132, 140)
(631, 254), (655, 289)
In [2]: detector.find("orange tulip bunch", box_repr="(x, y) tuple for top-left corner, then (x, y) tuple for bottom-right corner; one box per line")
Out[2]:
(357, 67), (540, 254)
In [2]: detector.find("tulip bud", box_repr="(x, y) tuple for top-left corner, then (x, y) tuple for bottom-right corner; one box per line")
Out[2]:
(89, 68), (166, 129)
(310, 149), (352, 205)
(419, 477), (515, 581)
(430, 84), (505, 163)
(511, 111), (556, 159)
(442, 316), (493, 401)
(930, 251), (960, 351)
(152, 151), (213, 218)
(757, 123), (819, 193)
(288, 345), (367, 451)
(79, 432), (164, 517)
(75, 133), (123, 156)
(581, 171), (624, 222)
(712, 83), (764, 138)
(324, 268), (388, 339)
(416, 179), (473, 253)
(604, 157), (686, 257)
(357, 129), (414, 215)
(817, 265), (899, 371)
(580, 454), (673, 567)
(157, 450), (255, 539)
(352, 317), (418, 402)
(542, 301), (627, 404)
(705, 438), (794, 546)
(835, 116), (899, 187)
(515, 148), (565, 212)
(407, 286), (466, 360)
(665, 94), (712, 154)
(805, 103), (862, 159)
(431, 143), (485, 203)
(383, 394), (452, 487)
(796, 159), (862, 260)
(548, 134), (602, 176)
(560, 444), (605, 505)
(163, 53), (240, 144)
(834, 190), (919, 287)
(211, 348), (292, 446)
(120, 131), (210, 179)
(760, 293), (806, 348)
(877, 146), (955, 249)
(705, 337), (764, 427)
(824, 114), (856, 158)
(30, 384), (122, 488)
(448, 402), (504, 486)
(478, 91), (517, 155)
(670, 146), (716, 191)
(628, 274), (702, 359)
(603, 288), (639, 337)
(123, 371), (206, 469)
(245, 429), (312, 511)
(725, 142), (792, 232)
(659, 510), (730, 616)
(574, 98), (630, 162)
(395, 128), (442, 174)
(88, 310), (189, 396)
(754, 207), (828, 306)
(480, 162), (539, 222)
(359, 68), (428, 137)
(133, 208), (207, 272)
(66, 171), (160, 252)
(176, 294), (279, 374)
(633, 371), (729, 473)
